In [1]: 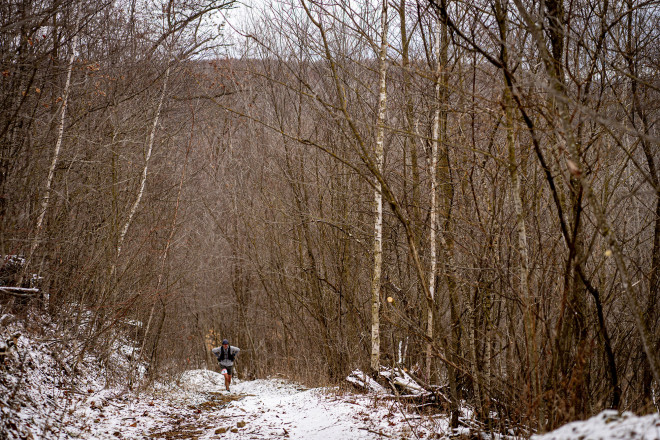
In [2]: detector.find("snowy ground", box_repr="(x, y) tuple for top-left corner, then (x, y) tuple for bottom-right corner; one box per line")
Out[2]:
(2, 311), (446, 439)
(65, 370), (443, 439)
(4, 311), (660, 439)
(531, 410), (660, 440)
(16, 367), (660, 440)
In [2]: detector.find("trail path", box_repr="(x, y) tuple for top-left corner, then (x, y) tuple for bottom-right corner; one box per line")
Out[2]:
(8, 315), (660, 439)
(69, 370), (433, 439)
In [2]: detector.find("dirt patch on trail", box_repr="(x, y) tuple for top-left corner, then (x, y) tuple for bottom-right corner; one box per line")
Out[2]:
(149, 393), (245, 439)
(193, 392), (243, 411)
(149, 425), (205, 440)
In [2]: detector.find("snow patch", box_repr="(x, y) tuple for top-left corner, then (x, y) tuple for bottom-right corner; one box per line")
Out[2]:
(178, 368), (226, 391)
(533, 410), (660, 440)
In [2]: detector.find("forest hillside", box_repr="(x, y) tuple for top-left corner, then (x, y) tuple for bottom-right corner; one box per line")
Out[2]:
(1, 0), (659, 437)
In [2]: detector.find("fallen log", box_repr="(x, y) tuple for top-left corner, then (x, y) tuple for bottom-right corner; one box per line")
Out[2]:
(0, 287), (40, 297)
(346, 370), (388, 394)
(380, 367), (428, 396)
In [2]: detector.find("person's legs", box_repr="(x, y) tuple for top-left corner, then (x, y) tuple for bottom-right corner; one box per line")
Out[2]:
(223, 366), (233, 391)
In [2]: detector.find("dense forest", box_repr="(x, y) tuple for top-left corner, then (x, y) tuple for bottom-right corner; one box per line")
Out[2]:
(1, 0), (659, 434)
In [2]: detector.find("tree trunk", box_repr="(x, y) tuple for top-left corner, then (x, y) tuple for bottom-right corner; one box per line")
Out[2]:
(433, 13), (461, 429)
(116, 63), (170, 259)
(26, 20), (79, 275)
(425, 16), (442, 385)
(371, 0), (388, 373)
(398, 0), (424, 377)
(494, 0), (538, 425)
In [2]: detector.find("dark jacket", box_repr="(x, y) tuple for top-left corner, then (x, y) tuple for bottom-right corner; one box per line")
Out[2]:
(212, 345), (240, 367)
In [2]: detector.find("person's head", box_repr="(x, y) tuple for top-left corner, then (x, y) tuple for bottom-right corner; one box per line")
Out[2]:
(222, 339), (229, 347)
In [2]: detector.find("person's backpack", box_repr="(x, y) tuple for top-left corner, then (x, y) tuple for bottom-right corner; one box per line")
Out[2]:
(217, 346), (235, 362)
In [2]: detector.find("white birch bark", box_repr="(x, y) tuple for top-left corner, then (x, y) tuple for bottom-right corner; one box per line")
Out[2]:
(425, 19), (441, 383)
(123, 63), (171, 385)
(371, 0), (388, 372)
(116, 64), (171, 258)
(28, 27), (79, 264)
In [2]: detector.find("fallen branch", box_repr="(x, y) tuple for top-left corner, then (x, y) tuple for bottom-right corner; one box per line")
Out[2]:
(0, 287), (40, 298)
(358, 427), (391, 437)
(380, 367), (430, 396)
(347, 370), (388, 394)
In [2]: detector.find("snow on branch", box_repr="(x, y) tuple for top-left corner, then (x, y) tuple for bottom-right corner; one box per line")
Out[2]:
(346, 370), (388, 394)
(347, 367), (433, 399)
(379, 367), (429, 397)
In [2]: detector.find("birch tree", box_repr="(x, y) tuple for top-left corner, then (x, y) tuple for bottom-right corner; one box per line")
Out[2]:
(26, 14), (80, 278)
(425, 15), (441, 384)
(370, 0), (389, 372)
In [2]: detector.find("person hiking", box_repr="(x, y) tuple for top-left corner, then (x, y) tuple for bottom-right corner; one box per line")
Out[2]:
(212, 339), (240, 392)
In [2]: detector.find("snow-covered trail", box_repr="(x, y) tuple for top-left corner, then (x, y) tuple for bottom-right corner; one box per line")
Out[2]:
(211, 378), (401, 439)
(71, 370), (429, 439)
(8, 315), (660, 440)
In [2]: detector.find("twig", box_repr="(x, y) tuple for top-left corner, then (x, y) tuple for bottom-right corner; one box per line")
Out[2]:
(358, 427), (391, 438)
